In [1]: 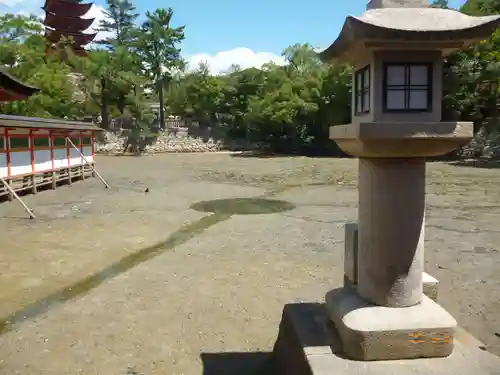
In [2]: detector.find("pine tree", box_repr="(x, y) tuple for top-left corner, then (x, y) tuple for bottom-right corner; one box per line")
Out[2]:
(430, 0), (450, 9)
(136, 8), (185, 129)
(97, 0), (139, 48)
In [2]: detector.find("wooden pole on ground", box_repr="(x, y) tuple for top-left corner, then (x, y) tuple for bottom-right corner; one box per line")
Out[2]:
(0, 176), (36, 219)
(65, 137), (110, 189)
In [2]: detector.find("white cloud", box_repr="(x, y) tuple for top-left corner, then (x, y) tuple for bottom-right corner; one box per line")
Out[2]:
(86, 4), (114, 41)
(0, 0), (40, 13)
(0, 0), (24, 6)
(186, 47), (286, 75)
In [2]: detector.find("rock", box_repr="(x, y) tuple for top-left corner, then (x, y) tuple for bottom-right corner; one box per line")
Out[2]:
(95, 129), (247, 155)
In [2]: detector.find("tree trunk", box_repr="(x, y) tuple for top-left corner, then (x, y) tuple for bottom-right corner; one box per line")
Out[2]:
(100, 75), (109, 129)
(118, 95), (126, 114)
(158, 80), (165, 129)
(211, 112), (218, 127)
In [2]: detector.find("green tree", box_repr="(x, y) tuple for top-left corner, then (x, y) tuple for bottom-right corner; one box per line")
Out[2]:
(0, 13), (85, 119)
(461, 0), (500, 15)
(0, 13), (41, 41)
(163, 43), (352, 154)
(436, 0), (500, 158)
(97, 0), (139, 48)
(0, 13), (43, 67)
(430, 0), (450, 8)
(219, 67), (265, 138)
(167, 62), (226, 127)
(90, 0), (143, 124)
(71, 46), (148, 128)
(136, 7), (185, 129)
(241, 44), (351, 154)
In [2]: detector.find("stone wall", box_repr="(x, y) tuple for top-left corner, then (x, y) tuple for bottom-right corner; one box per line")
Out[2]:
(95, 127), (500, 158)
(146, 127), (223, 153)
(95, 128), (224, 155)
(95, 131), (126, 154)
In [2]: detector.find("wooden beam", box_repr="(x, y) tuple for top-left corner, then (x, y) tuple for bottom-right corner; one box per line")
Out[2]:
(66, 137), (110, 189)
(0, 176), (36, 219)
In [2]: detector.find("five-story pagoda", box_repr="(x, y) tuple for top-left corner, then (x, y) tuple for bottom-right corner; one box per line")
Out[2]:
(43, 0), (97, 57)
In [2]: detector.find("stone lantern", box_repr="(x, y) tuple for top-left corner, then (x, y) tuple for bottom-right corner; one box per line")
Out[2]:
(313, 0), (500, 362)
(302, 0), (499, 363)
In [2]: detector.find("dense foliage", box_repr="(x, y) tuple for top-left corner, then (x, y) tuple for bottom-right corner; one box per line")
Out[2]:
(0, 0), (499, 155)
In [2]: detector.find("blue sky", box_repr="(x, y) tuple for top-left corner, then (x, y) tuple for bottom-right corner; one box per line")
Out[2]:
(1, 0), (468, 73)
(143, 0), (467, 56)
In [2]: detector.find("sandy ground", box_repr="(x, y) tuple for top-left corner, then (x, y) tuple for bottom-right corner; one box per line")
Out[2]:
(0, 154), (498, 375)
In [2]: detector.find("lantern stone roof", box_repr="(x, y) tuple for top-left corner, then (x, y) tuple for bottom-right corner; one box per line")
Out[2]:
(319, 7), (500, 62)
(358, 8), (500, 31)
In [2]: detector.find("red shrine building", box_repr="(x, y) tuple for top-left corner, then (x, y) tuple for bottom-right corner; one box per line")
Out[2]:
(43, 0), (97, 57)
(0, 69), (101, 199)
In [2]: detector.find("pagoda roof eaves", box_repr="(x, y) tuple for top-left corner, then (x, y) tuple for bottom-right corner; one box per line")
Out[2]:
(0, 68), (40, 101)
(43, 11), (95, 33)
(45, 29), (97, 46)
(42, 0), (93, 18)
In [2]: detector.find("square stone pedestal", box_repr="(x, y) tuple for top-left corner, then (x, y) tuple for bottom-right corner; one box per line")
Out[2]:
(423, 272), (439, 302)
(325, 288), (456, 360)
(273, 302), (500, 375)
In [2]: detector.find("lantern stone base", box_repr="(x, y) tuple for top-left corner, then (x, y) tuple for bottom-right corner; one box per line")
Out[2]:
(344, 272), (439, 302)
(273, 302), (500, 375)
(324, 287), (456, 361)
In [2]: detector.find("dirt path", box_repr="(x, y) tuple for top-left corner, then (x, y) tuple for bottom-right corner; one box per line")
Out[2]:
(0, 154), (498, 375)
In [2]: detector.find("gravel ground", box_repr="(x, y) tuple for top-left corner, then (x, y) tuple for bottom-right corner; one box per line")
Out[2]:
(0, 154), (498, 375)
